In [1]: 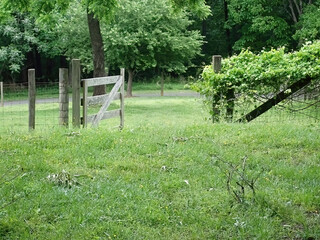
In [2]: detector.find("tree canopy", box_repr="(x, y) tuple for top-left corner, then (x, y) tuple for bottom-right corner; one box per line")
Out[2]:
(0, 0), (319, 84)
(103, 0), (203, 96)
(0, 13), (38, 81)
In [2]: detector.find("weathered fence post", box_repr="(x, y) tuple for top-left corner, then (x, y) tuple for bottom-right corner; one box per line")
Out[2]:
(28, 69), (36, 130)
(0, 82), (3, 107)
(68, 61), (73, 87)
(212, 55), (222, 73)
(72, 59), (81, 128)
(120, 68), (125, 128)
(59, 68), (69, 127)
(212, 55), (222, 122)
(82, 77), (88, 128)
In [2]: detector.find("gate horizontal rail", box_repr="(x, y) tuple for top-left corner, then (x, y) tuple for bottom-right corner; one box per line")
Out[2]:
(81, 68), (125, 128)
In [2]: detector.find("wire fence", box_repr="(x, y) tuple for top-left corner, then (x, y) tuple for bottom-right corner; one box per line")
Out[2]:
(199, 82), (320, 124)
(230, 83), (320, 124)
(0, 80), (319, 134)
(0, 82), (70, 134)
(250, 84), (320, 123)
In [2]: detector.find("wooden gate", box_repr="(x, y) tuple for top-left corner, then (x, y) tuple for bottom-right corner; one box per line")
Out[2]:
(81, 68), (125, 128)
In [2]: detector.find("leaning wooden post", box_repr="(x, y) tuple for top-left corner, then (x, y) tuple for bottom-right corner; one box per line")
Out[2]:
(59, 68), (69, 127)
(72, 59), (81, 128)
(0, 82), (3, 107)
(212, 55), (222, 122)
(120, 68), (125, 129)
(28, 69), (36, 130)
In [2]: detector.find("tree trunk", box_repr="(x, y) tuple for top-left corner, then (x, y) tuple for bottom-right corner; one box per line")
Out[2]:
(22, 51), (34, 83)
(224, 0), (232, 56)
(34, 50), (42, 78)
(60, 56), (68, 68)
(126, 69), (134, 97)
(288, 0), (298, 23)
(87, 12), (106, 96)
(161, 71), (164, 96)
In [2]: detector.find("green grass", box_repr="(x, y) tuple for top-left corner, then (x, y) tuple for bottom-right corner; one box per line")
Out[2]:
(0, 96), (320, 239)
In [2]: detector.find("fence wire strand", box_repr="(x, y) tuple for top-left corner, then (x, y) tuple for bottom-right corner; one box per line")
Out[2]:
(234, 83), (320, 123)
(0, 82), (68, 134)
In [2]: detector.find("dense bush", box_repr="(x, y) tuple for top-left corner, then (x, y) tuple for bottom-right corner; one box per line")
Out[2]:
(190, 41), (320, 118)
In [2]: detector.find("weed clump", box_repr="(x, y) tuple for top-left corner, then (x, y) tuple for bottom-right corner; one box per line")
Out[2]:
(47, 170), (80, 188)
(212, 155), (264, 204)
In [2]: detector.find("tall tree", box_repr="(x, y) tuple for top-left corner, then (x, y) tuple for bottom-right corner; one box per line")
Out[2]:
(286, 0), (314, 23)
(0, 13), (39, 82)
(103, 0), (203, 97)
(226, 0), (293, 51)
(293, 1), (320, 44)
(197, 0), (234, 59)
(87, 11), (106, 95)
(1, 0), (208, 92)
(0, 0), (117, 95)
(225, 0), (319, 52)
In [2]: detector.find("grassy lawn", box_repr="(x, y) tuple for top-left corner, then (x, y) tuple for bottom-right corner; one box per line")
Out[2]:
(0, 96), (320, 239)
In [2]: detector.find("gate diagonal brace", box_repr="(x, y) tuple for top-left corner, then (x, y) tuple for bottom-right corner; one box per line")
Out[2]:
(92, 79), (123, 127)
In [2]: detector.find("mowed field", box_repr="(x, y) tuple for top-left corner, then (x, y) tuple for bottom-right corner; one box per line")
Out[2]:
(0, 95), (319, 239)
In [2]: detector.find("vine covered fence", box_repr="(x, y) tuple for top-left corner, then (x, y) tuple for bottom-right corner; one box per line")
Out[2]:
(233, 84), (319, 123)
(191, 41), (320, 123)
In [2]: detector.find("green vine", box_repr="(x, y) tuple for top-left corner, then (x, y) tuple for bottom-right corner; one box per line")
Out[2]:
(190, 41), (320, 120)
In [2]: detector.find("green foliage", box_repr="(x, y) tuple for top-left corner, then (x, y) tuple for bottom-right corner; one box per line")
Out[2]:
(0, 13), (39, 81)
(0, 0), (117, 23)
(190, 41), (320, 114)
(294, 3), (320, 43)
(37, 2), (93, 73)
(170, 0), (211, 19)
(199, 0), (230, 58)
(103, 0), (203, 74)
(227, 0), (292, 51)
(84, 0), (118, 22)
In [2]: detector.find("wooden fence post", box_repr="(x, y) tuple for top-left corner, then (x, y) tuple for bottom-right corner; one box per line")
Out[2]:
(120, 68), (125, 129)
(0, 82), (3, 107)
(68, 61), (73, 87)
(72, 59), (81, 128)
(212, 55), (222, 122)
(28, 69), (36, 130)
(59, 68), (69, 127)
(82, 79), (88, 128)
(212, 55), (222, 73)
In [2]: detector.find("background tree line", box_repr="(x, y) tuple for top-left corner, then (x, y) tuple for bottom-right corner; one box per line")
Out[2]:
(0, 0), (319, 93)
